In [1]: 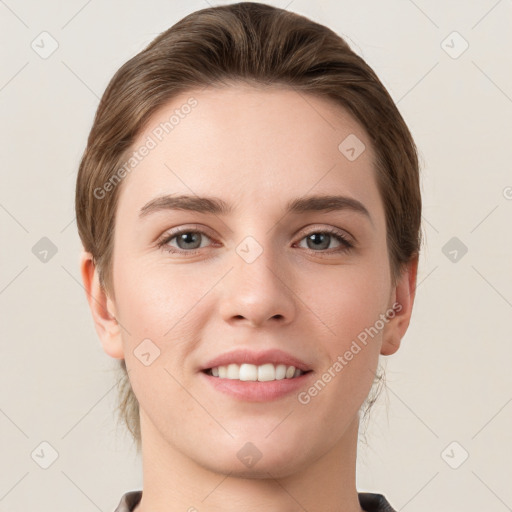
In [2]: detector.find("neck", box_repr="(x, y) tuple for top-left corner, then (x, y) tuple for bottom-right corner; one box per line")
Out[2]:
(133, 411), (364, 512)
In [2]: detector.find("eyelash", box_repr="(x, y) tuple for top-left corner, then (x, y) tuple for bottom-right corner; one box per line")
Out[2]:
(156, 226), (354, 257)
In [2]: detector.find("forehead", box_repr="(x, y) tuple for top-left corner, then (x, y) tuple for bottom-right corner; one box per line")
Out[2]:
(115, 84), (383, 222)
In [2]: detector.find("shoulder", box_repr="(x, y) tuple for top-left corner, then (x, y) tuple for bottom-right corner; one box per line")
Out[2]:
(358, 492), (397, 512)
(113, 490), (142, 512)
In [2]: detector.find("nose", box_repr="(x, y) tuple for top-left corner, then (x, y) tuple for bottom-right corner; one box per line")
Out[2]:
(218, 243), (296, 328)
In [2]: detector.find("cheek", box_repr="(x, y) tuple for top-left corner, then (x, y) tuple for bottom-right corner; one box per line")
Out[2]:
(298, 268), (388, 408)
(298, 262), (391, 343)
(113, 255), (211, 339)
(112, 260), (211, 410)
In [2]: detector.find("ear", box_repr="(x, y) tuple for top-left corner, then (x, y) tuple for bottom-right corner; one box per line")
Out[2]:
(80, 250), (124, 359)
(380, 254), (419, 356)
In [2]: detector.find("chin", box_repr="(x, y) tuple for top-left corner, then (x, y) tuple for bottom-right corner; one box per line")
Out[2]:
(192, 433), (313, 479)
(204, 453), (308, 480)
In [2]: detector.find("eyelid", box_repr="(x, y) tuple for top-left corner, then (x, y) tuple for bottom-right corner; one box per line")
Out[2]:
(296, 224), (355, 244)
(157, 223), (356, 254)
(156, 224), (216, 247)
(157, 223), (213, 240)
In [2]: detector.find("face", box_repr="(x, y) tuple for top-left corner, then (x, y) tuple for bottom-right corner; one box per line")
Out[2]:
(90, 84), (414, 477)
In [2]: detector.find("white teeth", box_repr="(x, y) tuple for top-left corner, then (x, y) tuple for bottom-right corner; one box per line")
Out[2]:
(239, 363), (258, 381)
(258, 363), (275, 382)
(208, 363), (305, 381)
(275, 364), (287, 380)
(226, 363), (239, 379)
(285, 365), (296, 379)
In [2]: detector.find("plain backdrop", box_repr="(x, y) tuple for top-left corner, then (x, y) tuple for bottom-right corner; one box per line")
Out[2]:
(1, 1), (511, 511)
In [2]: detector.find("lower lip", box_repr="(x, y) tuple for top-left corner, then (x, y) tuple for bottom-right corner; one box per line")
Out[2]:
(200, 371), (314, 402)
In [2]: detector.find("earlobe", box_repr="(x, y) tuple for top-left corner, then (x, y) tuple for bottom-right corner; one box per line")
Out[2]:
(380, 254), (419, 356)
(80, 251), (124, 359)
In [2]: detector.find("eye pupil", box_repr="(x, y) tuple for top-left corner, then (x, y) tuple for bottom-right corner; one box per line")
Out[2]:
(177, 232), (201, 249)
(308, 233), (330, 250)
(162, 229), (350, 255)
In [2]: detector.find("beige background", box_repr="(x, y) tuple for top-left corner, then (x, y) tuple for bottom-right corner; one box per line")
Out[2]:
(1, 1), (511, 511)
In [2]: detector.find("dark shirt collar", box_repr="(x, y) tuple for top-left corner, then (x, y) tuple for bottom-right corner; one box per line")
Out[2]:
(114, 490), (396, 511)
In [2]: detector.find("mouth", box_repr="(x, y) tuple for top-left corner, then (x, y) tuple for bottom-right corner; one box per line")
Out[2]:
(202, 363), (312, 381)
(199, 348), (314, 401)
(200, 365), (314, 402)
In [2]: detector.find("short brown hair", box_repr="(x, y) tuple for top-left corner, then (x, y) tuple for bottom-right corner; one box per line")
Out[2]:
(76, 2), (422, 452)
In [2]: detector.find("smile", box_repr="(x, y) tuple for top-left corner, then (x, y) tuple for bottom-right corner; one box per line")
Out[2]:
(203, 363), (309, 381)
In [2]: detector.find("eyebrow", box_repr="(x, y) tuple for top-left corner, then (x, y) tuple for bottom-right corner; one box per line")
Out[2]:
(139, 194), (372, 223)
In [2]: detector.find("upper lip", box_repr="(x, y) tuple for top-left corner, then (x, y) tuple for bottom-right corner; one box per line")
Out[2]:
(201, 348), (313, 372)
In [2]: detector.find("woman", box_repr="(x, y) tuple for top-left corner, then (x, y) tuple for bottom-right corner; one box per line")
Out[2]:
(76, 3), (421, 511)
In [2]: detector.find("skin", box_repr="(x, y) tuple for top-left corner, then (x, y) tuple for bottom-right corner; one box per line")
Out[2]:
(81, 84), (418, 512)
